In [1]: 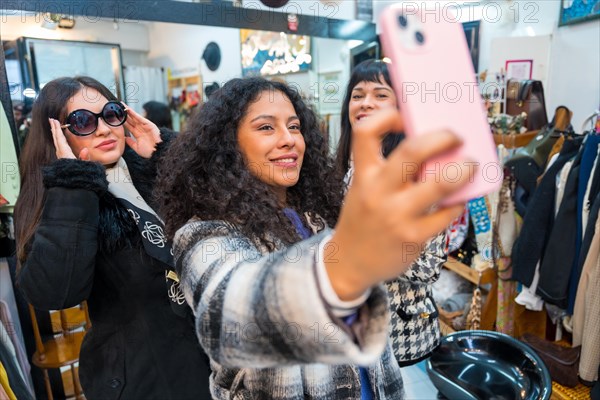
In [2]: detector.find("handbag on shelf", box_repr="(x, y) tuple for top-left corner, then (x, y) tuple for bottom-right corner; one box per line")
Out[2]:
(520, 333), (581, 387)
(506, 79), (549, 131)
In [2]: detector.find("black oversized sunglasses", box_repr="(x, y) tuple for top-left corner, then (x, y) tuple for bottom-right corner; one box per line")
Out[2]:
(61, 101), (127, 136)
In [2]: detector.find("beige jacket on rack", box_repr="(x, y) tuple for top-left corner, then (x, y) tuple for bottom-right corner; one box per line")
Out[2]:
(572, 209), (600, 382)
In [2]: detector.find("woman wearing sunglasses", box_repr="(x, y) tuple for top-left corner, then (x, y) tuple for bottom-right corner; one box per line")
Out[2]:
(14, 76), (211, 399)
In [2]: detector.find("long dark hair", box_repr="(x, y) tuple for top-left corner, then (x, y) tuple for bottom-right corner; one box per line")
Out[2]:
(14, 76), (117, 268)
(335, 59), (404, 176)
(156, 77), (344, 249)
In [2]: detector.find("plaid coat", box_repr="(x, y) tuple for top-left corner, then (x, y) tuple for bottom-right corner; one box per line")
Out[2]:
(174, 220), (405, 399)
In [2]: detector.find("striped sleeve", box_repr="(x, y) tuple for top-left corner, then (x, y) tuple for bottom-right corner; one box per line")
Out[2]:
(173, 220), (391, 369)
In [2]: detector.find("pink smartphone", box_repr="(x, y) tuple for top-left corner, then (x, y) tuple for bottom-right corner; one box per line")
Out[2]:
(379, 4), (501, 205)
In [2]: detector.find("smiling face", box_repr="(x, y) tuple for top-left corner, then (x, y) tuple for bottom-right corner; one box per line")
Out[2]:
(237, 89), (306, 203)
(63, 88), (126, 166)
(348, 77), (397, 128)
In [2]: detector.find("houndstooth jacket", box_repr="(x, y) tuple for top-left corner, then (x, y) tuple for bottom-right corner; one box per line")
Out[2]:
(174, 219), (405, 400)
(385, 231), (447, 366)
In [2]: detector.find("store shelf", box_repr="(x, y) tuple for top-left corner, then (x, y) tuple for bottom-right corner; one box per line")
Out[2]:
(443, 257), (495, 286)
(442, 257), (498, 331)
(493, 129), (540, 149)
(168, 75), (201, 92)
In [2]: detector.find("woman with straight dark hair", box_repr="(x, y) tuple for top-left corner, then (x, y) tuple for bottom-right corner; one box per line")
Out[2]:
(336, 59), (447, 367)
(336, 60), (405, 175)
(156, 77), (471, 399)
(14, 76), (211, 399)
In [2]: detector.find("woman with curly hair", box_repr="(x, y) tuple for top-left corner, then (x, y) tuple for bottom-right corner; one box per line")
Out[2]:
(336, 59), (447, 368)
(156, 77), (472, 399)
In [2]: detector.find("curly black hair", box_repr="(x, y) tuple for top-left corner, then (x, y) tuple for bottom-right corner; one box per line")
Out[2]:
(156, 77), (344, 249)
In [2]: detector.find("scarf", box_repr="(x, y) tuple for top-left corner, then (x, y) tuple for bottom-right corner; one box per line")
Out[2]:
(106, 158), (186, 316)
(282, 208), (312, 240)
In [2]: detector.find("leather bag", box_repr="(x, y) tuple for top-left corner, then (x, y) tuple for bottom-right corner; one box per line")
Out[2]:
(521, 333), (581, 387)
(506, 79), (548, 131)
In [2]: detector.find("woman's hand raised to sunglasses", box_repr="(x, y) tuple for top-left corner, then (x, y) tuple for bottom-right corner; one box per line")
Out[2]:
(325, 108), (475, 301)
(49, 118), (90, 161)
(122, 103), (162, 159)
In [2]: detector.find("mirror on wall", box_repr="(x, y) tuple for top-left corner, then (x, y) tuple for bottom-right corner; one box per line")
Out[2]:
(4, 37), (126, 150)
(5, 38), (125, 99)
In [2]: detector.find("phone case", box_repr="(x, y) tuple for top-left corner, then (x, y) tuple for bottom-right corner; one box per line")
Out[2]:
(379, 4), (501, 205)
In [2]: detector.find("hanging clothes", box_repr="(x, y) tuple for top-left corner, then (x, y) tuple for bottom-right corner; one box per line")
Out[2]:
(572, 205), (600, 383)
(536, 148), (582, 307)
(488, 163), (519, 335)
(581, 147), (600, 233)
(0, 301), (31, 394)
(0, 323), (26, 392)
(568, 138), (600, 313)
(511, 137), (583, 286)
(0, 341), (33, 400)
(515, 148), (566, 311)
(556, 159), (576, 213)
(0, 260), (32, 393)
(538, 135), (600, 308)
(496, 257), (517, 336)
(578, 191), (600, 274)
(0, 363), (16, 400)
(546, 135), (566, 167)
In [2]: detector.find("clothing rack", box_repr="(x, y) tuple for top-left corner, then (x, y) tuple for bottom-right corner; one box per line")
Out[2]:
(580, 110), (600, 134)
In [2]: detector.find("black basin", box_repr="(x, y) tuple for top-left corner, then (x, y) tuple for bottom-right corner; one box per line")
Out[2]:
(426, 330), (552, 400)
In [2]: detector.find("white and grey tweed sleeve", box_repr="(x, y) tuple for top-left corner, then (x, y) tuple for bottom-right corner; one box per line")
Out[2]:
(173, 220), (391, 370)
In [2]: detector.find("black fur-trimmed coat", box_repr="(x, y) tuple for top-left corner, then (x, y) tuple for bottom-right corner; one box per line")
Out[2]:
(17, 130), (211, 400)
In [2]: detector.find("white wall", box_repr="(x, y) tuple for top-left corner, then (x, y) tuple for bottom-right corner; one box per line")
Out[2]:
(146, 22), (242, 86)
(1, 14), (150, 52)
(488, 35), (552, 83)
(477, 0), (599, 132)
(121, 49), (150, 66)
(371, 0), (600, 131)
(545, 16), (600, 132)
(313, 36), (351, 109)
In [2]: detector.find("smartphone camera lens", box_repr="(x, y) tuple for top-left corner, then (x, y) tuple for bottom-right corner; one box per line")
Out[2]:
(415, 31), (425, 45)
(398, 15), (408, 28)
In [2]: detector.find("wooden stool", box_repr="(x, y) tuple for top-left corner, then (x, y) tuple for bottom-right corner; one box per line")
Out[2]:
(28, 302), (90, 400)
